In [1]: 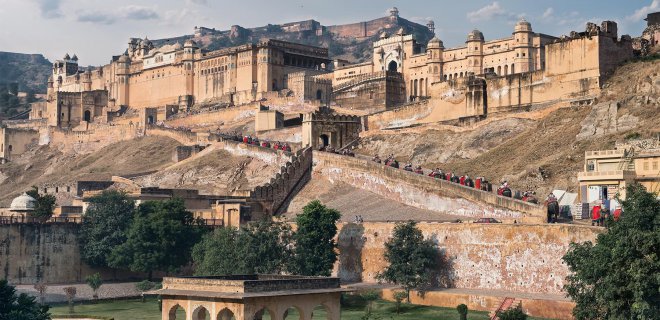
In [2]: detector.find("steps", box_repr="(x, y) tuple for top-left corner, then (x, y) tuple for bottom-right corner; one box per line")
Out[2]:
(489, 297), (521, 320)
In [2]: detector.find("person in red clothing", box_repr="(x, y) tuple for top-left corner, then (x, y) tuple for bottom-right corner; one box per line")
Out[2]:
(591, 204), (602, 226)
(459, 175), (465, 185)
(613, 206), (622, 221)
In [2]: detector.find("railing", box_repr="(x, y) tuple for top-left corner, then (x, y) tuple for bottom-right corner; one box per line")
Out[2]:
(0, 216), (224, 227)
(577, 170), (636, 180)
(585, 149), (624, 157)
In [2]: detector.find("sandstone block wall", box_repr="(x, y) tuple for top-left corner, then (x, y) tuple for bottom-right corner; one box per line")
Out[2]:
(0, 224), (146, 284)
(336, 222), (601, 295)
(313, 151), (545, 220)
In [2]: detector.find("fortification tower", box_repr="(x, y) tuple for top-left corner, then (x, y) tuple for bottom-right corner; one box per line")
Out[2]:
(513, 18), (534, 73)
(115, 54), (130, 107)
(426, 36), (444, 83)
(82, 68), (92, 91)
(426, 20), (435, 34)
(466, 29), (484, 75)
(256, 41), (272, 94)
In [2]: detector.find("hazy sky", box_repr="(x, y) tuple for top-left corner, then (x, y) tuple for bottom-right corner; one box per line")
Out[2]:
(0, 0), (657, 65)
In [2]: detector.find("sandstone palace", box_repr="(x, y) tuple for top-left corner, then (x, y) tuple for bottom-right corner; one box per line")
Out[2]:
(26, 8), (632, 130)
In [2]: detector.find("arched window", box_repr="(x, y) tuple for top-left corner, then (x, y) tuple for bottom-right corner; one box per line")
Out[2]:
(84, 110), (91, 122)
(316, 89), (323, 100)
(511, 64), (515, 74)
(283, 306), (303, 320)
(216, 308), (235, 320)
(504, 65), (509, 75)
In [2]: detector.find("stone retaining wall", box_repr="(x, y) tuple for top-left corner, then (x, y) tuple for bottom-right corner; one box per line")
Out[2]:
(313, 151), (545, 220)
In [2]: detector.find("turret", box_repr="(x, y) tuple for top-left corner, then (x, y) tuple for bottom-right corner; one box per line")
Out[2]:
(513, 18), (533, 73)
(427, 36), (444, 81)
(115, 55), (130, 106)
(466, 29), (484, 75)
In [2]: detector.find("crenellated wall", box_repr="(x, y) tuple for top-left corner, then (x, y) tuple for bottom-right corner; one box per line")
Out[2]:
(335, 222), (602, 295)
(250, 147), (313, 217)
(313, 151), (545, 220)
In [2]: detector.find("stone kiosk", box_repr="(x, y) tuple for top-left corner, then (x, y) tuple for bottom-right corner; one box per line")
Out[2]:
(152, 275), (347, 320)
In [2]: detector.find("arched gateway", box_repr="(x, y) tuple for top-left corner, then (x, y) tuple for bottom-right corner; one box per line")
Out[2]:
(150, 275), (347, 320)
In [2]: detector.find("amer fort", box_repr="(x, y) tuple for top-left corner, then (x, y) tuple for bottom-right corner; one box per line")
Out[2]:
(0, 4), (659, 320)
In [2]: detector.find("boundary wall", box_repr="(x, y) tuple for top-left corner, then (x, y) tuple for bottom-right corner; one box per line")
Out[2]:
(313, 151), (545, 220)
(335, 222), (601, 295)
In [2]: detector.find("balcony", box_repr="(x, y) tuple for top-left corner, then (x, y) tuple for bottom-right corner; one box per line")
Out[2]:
(577, 170), (636, 182)
(584, 149), (625, 159)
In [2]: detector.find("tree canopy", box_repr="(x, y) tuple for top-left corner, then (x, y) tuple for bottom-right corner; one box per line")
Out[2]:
(377, 221), (438, 301)
(192, 219), (292, 275)
(26, 187), (56, 220)
(108, 198), (205, 277)
(79, 190), (136, 267)
(0, 280), (50, 320)
(289, 200), (341, 276)
(563, 183), (660, 319)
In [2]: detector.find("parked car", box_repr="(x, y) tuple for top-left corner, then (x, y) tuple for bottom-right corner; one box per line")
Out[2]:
(474, 218), (502, 224)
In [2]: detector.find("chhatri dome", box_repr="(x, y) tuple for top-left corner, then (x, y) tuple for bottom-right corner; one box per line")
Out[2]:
(467, 29), (485, 42)
(427, 36), (444, 49)
(515, 18), (533, 33)
(9, 193), (36, 212)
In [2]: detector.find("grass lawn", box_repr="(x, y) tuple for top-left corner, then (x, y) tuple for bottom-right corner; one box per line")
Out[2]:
(49, 296), (548, 320)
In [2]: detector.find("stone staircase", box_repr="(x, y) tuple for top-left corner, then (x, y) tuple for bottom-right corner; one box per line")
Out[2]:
(489, 297), (521, 320)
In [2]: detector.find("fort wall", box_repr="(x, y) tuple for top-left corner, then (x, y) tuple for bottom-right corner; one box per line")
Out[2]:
(164, 103), (258, 128)
(0, 128), (39, 160)
(0, 223), (149, 284)
(336, 222), (601, 295)
(313, 151), (545, 220)
(250, 147), (313, 217)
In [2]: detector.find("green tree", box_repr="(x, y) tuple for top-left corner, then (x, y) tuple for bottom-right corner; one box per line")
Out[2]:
(192, 226), (249, 275)
(62, 286), (76, 314)
(85, 273), (103, 300)
(393, 291), (407, 314)
(0, 280), (50, 320)
(25, 187), (56, 220)
(135, 280), (158, 302)
(242, 219), (293, 274)
(456, 304), (468, 320)
(360, 290), (380, 314)
(496, 305), (527, 320)
(377, 221), (437, 302)
(192, 219), (293, 275)
(289, 200), (341, 276)
(563, 183), (660, 320)
(109, 199), (204, 278)
(79, 190), (135, 267)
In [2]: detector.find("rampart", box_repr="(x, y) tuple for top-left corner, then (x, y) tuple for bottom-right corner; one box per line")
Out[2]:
(250, 147), (313, 216)
(45, 123), (142, 153)
(313, 151), (545, 220)
(146, 125), (198, 145)
(335, 222), (602, 295)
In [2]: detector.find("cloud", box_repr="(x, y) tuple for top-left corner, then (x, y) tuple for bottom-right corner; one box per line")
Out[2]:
(542, 8), (554, 19)
(120, 5), (159, 20)
(76, 5), (159, 24)
(33, 0), (62, 18)
(186, 0), (208, 5)
(467, 2), (506, 22)
(77, 11), (116, 24)
(627, 0), (659, 21)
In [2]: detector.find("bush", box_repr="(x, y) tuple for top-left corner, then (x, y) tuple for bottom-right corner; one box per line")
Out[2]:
(496, 305), (527, 320)
(457, 303), (468, 320)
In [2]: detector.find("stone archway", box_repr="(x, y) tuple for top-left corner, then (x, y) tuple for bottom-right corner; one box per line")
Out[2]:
(83, 110), (91, 122)
(311, 304), (331, 320)
(388, 61), (398, 72)
(251, 307), (275, 320)
(168, 304), (186, 320)
(217, 307), (236, 320)
(319, 134), (329, 148)
(192, 305), (211, 320)
(283, 306), (303, 320)
(316, 89), (323, 100)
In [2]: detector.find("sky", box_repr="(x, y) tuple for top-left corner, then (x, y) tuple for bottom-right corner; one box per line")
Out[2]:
(0, 0), (657, 66)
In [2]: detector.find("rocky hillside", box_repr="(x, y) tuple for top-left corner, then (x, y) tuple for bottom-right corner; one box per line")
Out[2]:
(153, 16), (434, 63)
(355, 59), (660, 196)
(0, 52), (51, 93)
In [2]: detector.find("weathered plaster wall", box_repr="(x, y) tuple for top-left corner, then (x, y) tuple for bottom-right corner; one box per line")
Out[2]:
(313, 151), (545, 220)
(336, 222), (601, 295)
(0, 224), (146, 284)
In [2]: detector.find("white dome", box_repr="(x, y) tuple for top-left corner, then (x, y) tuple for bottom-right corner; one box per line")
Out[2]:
(10, 193), (36, 211)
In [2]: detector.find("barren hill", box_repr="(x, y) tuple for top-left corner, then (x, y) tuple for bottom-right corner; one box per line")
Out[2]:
(0, 52), (51, 93)
(355, 59), (660, 196)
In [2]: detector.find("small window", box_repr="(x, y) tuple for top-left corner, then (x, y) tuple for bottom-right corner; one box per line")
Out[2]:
(644, 162), (649, 170)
